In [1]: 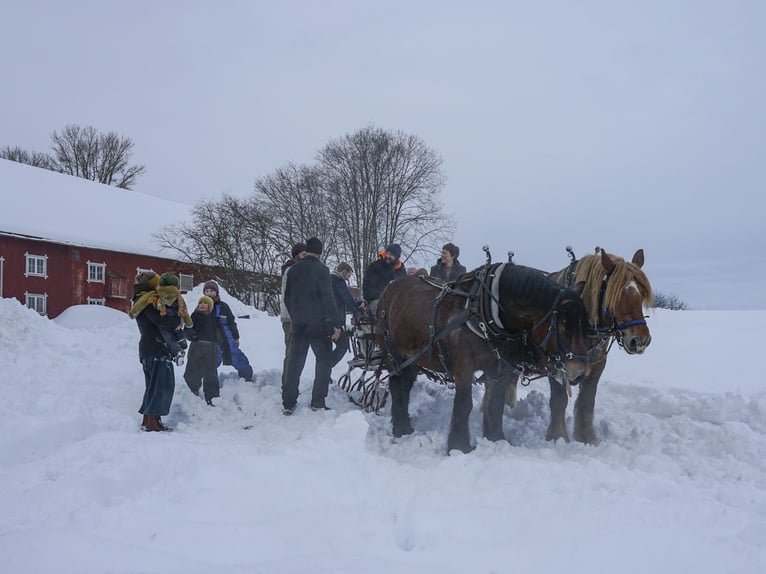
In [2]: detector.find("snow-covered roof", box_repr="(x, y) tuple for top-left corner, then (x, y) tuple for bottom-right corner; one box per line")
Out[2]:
(0, 159), (192, 258)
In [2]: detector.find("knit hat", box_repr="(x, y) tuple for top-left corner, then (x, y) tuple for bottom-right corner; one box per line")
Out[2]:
(135, 270), (160, 289)
(291, 242), (307, 258)
(203, 280), (219, 294)
(305, 237), (323, 255)
(158, 272), (179, 287)
(197, 295), (215, 312)
(385, 243), (402, 259)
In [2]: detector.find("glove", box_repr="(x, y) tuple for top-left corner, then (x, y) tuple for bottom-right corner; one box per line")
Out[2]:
(169, 341), (181, 358)
(184, 327), (199, 342)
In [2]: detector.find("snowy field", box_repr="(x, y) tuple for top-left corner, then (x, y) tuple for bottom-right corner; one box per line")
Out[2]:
(1, 287), (764, 574)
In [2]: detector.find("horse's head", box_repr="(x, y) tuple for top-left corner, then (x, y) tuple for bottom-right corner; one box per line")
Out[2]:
(596, 249), (654, 355)
(499, 266), (591, 385)
(536, 290), (591, 385)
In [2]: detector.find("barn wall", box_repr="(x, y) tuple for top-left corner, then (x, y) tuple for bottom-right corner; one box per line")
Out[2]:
(0, 234), (213, 318)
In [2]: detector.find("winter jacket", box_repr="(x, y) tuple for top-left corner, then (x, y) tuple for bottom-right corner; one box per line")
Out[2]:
(128, 285), (192, 327)
(429, 258), (467, 282)
(284, 255), (339, 331)
(132, 283), (184, 360)
(362, 254), (406, 303)
(331, 271), (357, 326)
(186, 309), (219, 343)
(211, 299), (239, 362)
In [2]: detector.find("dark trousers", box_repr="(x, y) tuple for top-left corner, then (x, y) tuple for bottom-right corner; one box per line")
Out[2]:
(282, 323), (333, 409)
(183, 341), (220, 400)
(330, 327), (350, 368)
(139, 356), (175, 416)
(281, 321), (291, 388)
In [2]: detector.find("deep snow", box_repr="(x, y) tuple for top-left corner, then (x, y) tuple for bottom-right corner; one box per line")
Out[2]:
(1, 288), (764, 574)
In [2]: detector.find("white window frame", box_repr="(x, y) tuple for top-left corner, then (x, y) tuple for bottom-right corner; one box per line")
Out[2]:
(87, 261), (106, 283)
(25, 253), (48, 278)
(179, 273), (194, 292)
(25, 292), (47, 315)
(87, 297), (106, 305)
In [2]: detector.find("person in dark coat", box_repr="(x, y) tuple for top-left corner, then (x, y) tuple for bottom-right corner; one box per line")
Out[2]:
(203, 280), (254, 382)
(129, 271), (192, 363)
(362, 243), (406, 315)
(429, 242), (467, 282)
(282, 237), (341, 414)
(280, 242), (306, 388)
(330, 262), (361, 367)
(131, 271), (183, 432)
(183, 295), (220, 405)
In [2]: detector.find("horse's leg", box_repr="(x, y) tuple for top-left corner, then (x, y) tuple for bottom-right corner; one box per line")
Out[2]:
(505, 374), (518, 408)
(389, 366), (415, 437)
(573, 360), (606, 445)
(482, 372), (515, 442)
(546, 376), (570, 442)
(448, 372), (475, 453)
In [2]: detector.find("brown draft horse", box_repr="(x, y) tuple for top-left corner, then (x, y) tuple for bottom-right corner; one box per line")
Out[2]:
(482, 249), (653, 444)
(375, 263), (592, 454)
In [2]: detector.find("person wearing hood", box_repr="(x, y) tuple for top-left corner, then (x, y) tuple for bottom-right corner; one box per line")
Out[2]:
(203, 280), (254, 382)
(362, 243), (406, 316)
(430, 242), (466, 282)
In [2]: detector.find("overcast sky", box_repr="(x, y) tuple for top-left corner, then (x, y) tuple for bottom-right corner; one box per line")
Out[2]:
(2, 1), (764, 309)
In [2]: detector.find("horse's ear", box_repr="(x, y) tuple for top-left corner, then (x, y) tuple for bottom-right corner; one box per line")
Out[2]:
(600, 250), (616, 275)
(631, 249), (645, 268)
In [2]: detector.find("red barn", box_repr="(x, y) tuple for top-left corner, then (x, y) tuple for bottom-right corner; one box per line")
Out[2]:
(0, 159), (208, 318)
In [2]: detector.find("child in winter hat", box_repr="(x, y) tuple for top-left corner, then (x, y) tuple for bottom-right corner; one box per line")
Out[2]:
(183, 294), (221, 404)
(203, 280), (220, 299)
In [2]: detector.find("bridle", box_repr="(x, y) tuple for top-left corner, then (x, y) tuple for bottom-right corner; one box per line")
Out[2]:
(380, 263), (588, 385)
(595, 273), (649, 351)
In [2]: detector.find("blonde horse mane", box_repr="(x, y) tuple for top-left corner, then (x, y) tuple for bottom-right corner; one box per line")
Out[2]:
(574, 253), (654, 326)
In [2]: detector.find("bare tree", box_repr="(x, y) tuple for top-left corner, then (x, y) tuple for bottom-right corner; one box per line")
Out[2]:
(318, 126), (454, 279)
(154, 195), (283, 311)
(253, 163), (339, 263)
(49, 124), (146, 189)
(0, 146), (53, 169)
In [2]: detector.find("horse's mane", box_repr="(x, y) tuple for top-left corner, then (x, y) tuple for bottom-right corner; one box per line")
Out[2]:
(574, 253), (654, 325)
(500, 264), (588, 337)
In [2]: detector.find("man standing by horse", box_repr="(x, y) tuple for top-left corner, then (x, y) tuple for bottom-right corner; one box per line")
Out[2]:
(282, 237), (341, 414)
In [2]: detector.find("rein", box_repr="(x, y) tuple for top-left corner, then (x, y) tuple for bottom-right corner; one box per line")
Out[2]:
(380, 264), (581, 384)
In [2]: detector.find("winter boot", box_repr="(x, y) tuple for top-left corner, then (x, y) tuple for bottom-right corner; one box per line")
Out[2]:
(157, 417), (173, 432)
(142, 415), (162, 432)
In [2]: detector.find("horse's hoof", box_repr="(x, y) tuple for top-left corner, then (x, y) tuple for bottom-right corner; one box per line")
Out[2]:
(448, 442), (475, 454)
(392, 421), (414, 437)
(483, 429), (505, 442)
(573, 430), (599, 445)
(448, 433), (475, 454)
(545, 428), (570, 442)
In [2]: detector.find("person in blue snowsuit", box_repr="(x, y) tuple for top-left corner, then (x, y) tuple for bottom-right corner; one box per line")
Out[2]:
(203, 280), (254, 382)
